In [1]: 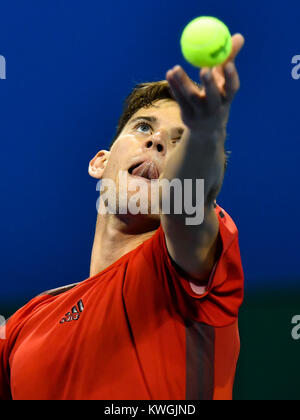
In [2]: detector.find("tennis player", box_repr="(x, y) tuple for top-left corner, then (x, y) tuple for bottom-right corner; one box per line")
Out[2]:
(0, 34), (245, 400)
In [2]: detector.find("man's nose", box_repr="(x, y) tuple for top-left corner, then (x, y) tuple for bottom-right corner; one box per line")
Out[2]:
(142, 130), (168, 155)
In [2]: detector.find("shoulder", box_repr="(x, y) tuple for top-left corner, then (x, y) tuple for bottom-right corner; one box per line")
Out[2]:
(141, 201), (239, 258)
(37, 282), (80, 297)
(4, 282), (82, 334)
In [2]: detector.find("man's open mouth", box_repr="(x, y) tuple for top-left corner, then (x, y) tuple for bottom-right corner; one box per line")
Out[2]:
(128, 160), (159, 180)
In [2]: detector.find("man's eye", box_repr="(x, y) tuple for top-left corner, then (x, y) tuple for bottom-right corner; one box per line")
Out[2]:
(135, 122), (152, 133)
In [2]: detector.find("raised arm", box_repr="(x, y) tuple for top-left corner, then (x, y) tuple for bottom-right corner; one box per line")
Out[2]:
(160, 34), (245, 282)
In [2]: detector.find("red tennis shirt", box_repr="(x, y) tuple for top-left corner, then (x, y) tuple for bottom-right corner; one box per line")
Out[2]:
(0, 203), (244, 400)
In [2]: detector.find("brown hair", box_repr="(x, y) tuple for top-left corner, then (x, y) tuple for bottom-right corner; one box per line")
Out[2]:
(110, 80), (231, 169)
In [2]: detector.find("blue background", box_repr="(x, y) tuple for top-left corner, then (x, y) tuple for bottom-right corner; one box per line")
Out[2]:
(1, 0), (300, 303)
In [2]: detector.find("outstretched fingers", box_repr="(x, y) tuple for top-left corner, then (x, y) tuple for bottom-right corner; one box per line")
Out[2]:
(166, 67), (195, 118)
(223, 61), (240, 103)
(200, 68), (222, 113)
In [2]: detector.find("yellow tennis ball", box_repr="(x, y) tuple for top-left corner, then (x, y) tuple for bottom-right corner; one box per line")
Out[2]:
(180, 16), (232, 68)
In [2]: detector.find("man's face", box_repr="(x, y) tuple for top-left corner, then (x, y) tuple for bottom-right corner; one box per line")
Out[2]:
(98, 99), (187, 220)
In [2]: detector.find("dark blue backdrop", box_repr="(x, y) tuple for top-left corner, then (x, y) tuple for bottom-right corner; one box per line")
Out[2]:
(1, 0), (300, 302)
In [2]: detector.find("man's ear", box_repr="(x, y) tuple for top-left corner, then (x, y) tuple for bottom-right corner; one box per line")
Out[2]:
(88, 150), (110, 179)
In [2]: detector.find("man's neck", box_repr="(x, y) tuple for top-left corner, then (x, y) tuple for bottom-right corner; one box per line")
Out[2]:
(90, 212), (159, 277)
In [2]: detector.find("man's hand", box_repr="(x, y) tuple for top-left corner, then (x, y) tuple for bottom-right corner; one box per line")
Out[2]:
(166, 34), (245, 133)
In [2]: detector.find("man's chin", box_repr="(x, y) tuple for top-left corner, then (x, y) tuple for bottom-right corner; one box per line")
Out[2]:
(116, 202), (161, 220)
(115, 209), (161, 232)
(115, 185), (161, 216)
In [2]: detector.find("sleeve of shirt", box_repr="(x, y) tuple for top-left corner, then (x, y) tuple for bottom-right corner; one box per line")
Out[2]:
(149, 203), (244, 327)
(0, 295), (50, 400)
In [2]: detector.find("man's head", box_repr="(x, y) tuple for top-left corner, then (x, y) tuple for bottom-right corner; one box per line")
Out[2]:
(89, 79), (230, 223)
